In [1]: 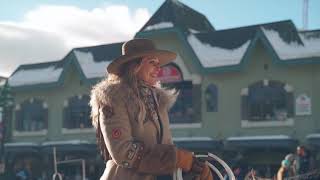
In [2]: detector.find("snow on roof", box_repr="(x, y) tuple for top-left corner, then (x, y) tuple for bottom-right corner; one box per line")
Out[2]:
(187, 34), (251, 68)
(173, 136), (213, 141)
(8, 66), (63, 87)
(144, 22), (174, 31)
(306, 133), (320, 139)
(188, 28), (201, 34)
(74, 50), (111, 78)
(262, 28), (320, 59)
(227, 135), (292, 141)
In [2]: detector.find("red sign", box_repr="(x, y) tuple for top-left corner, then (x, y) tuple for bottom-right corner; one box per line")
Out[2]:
(158, 65), (182, 83)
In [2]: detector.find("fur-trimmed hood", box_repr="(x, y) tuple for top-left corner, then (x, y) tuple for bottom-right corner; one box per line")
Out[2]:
(90, 79), (178, 128)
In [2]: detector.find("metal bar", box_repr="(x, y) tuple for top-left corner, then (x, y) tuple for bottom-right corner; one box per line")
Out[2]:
(53, 147), (57, 174)
(82, 159), (86, 180)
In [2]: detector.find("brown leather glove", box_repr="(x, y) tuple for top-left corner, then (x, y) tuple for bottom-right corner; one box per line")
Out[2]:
(176, 149), (194, 171)
(199, 163), (213, 180)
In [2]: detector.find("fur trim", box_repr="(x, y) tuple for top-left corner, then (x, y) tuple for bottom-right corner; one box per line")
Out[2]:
(90, 79), (178, 128)
(154, 87), (179, 110)
(90, 79), (122, 128)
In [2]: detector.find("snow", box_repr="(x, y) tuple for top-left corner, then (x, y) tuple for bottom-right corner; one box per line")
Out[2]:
(227, 135), (292, 141)
(144, 22), (174, 31)
(173, 136), (213, 141)
(187, 34), (251, 67)
(8, 66), (63, 87)
(306, 133), (320, 139)
(188, 28), (201, 34)
(74, 50), (111, 78)
(262, 28), (320, 59)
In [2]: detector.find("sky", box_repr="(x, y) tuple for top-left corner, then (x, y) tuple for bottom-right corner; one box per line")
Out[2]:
(0, 0), (319, 77)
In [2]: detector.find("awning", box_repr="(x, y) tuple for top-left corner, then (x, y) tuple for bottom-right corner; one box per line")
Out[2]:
(225, 135), (298, 150)
(4, 142), (40, 154)
(306, 133), (320, 148)
(41, 140), (97, 153)
(173, 137), (222, 151)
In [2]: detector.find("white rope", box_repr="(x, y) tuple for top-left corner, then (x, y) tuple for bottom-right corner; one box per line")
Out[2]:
(173, 152), (235, 180)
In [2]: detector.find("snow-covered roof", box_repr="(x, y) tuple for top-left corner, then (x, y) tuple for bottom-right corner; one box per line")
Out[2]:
(138, 0), (214, 33)
(262, 28), (320, 59)
(144, 22), (174, 31)
(74, 50), (111, 78)
(8, 42), (122, 89)
(187, 33), (251, 68)
(227, 135), (292, 141)
(8, 64), (63, 87)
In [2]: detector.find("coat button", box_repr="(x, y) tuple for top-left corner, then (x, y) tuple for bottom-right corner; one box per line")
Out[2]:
(122, 161), (129, 167)
(132, 143), (137, 149)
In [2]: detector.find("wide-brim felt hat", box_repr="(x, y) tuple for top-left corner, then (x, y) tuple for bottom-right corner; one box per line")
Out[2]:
(107, 38), (177, 75)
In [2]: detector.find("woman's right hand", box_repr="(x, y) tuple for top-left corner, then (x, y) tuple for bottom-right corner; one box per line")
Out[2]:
(176, 149), (213, 179)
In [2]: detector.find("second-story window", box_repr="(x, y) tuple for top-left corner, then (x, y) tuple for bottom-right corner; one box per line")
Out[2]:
(15, 98), (48, 132)
(241, 80), (294, 121)
(165, 81), (196, 123)
(63, 95), (91, 129)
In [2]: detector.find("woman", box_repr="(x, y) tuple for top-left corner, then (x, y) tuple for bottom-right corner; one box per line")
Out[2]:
(90, 38), (213, 180)
(277, 159), (290, 180)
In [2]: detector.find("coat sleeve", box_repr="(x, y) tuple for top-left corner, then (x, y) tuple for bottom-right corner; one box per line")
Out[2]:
(99, 96), (177, 175)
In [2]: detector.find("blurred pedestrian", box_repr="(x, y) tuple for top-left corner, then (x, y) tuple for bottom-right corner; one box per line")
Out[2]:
(277, 159), (290, 180)
(295, 145), (313, 175)
(284, 153), (296, 176)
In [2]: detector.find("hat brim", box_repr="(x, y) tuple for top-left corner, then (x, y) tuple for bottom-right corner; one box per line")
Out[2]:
(107, 50), (176, 75)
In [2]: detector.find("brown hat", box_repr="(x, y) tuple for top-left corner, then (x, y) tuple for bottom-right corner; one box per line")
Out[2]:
(107, 38), (176, 75)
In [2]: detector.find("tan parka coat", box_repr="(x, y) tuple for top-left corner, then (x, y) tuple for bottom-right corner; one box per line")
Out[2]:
(90, 79), (179, 180)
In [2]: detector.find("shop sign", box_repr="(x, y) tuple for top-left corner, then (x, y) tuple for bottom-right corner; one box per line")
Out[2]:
(158, 65), (182, 83)
(295, 94), (312, 115)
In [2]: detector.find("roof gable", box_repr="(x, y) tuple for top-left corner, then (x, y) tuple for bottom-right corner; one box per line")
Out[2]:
(8, 60), (65, 88)
(183, 20), (320, 71)
(8, 42), (123, 90)
(72, 42), (123, 79)
(139, 0), (214, 33)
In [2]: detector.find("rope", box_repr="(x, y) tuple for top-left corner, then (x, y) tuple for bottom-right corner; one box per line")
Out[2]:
(173, 152), (235, 180)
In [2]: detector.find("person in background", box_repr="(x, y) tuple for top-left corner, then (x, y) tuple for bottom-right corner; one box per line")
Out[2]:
(295, 145), (314, 175)
(90, 38), (213, 180)
(284, 153), (296, 177)
(277, 159), (290, 180)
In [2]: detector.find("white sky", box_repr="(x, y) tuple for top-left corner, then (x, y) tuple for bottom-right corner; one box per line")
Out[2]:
(0, 4), (150, 77)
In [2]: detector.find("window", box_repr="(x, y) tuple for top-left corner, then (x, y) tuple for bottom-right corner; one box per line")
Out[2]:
(15, 98), (48, 131)
(164, 81), (199, 124)
(241, 80), (294, 121)
(63, 95), (91, 129)
(205, 84), (218, 112)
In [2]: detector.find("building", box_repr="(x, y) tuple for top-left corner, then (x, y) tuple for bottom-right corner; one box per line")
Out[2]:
(5, 0), (320, 178)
